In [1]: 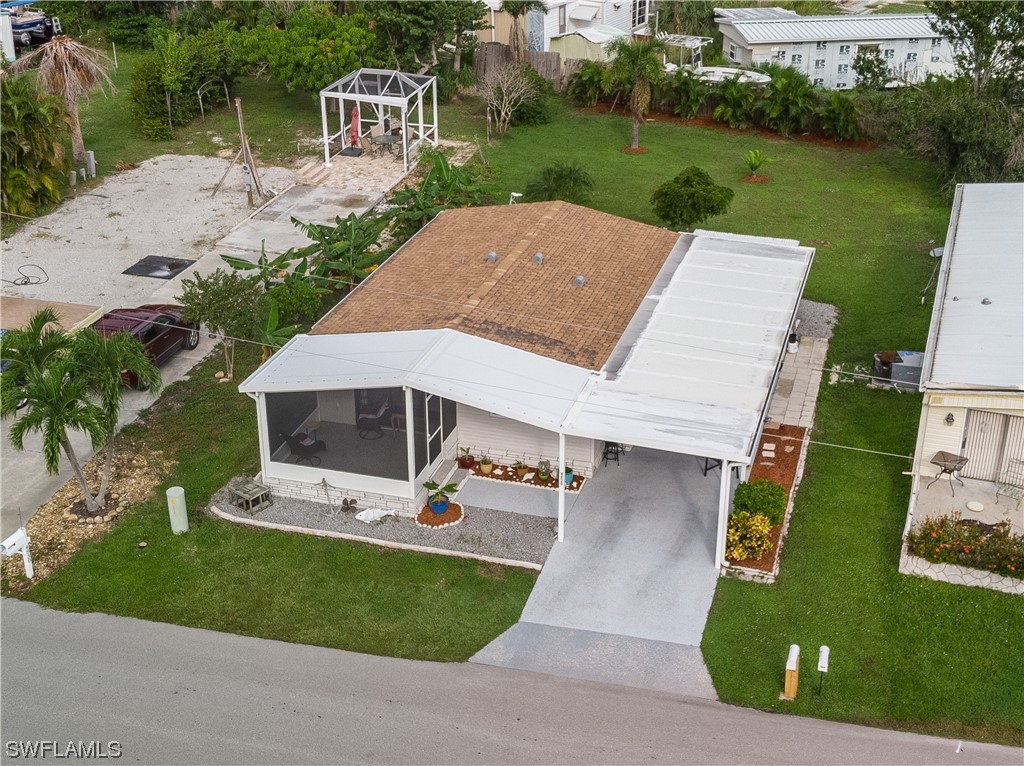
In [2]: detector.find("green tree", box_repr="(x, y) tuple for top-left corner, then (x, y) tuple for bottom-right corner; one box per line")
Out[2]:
(650, 166), (734, 230)
(524, 162), (595, 204)
(176, 269), (267, 380)
(259, 301), (300, 362)
(604, 37), (669, 150)
(818, 90), (862, 141)
(73, 328), (161, 505)
(852, 49), (891, 91)
(291, 212), (387, 288)
(565, 60), (609, 107)
(666, 69), (709, 119)
(0, 74), (70, 217)
(0, 307), (73, 412)
(11, 35), (113, 164)
(366, 1), (487, 74)
(712, 78), (757, 129)
(926, 0), (1024, 97)
(757, 65), (815, 137)
(500, 0), (545, 64)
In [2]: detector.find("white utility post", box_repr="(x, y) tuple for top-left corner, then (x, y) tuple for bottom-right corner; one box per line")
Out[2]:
(319, 93), (331, 167)
(715, 460), (732, 568)
(557, 431), (566, 541)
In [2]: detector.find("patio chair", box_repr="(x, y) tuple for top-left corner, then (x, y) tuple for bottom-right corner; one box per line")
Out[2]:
(280, 432), (327, 466)
(602, 442), (623, 466)
(357, 402), (390, 440)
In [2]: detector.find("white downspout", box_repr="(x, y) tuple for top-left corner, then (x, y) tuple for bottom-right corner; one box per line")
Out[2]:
(319, 93), (331, 167)
(715, 460), (732, 569)
(557, 431), (566, 541)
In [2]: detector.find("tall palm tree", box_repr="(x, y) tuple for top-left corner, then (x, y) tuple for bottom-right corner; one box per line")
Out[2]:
(73, 329), (161, 506)
(12, 35), (113, 164)
(500, 0), (545, 63)
(8, 356), (107, 514)
(605, 37), (669, 150)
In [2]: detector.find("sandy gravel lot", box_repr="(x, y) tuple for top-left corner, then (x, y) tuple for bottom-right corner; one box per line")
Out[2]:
(1, 154), (295, 309)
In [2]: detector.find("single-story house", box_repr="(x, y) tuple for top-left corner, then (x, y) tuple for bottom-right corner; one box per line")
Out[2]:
(715, 7), (954, 89)
(476, 0), (652, 54)
(239, 201), (814, 568)
(905, 183), (1024, 529)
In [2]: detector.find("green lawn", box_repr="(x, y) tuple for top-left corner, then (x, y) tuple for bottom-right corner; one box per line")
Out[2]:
(22, 345), (535, 662)
(465, 102), (1024, 744)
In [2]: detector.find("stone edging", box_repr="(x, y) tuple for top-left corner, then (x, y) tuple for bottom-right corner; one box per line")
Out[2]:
(722, 427), (813, 584)
(898, 543), (1024, 596)
(208, 504), (541, 571)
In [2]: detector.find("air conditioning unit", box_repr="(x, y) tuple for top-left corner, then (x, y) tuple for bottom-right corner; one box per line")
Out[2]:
(872, 350), (923, 390)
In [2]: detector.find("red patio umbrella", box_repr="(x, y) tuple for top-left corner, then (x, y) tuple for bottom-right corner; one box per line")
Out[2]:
(349, 106), (359, 148)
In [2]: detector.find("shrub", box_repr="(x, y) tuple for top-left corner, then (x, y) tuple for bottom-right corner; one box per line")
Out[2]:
(565, 60), (608, 107)
(757, 65), (816, 137)
(733, 479), (788, 526)
(743, 149), (771, 175)
(127, 55), (173, 140)
(268, 280), (321, 323)
(666, 69), (709, 119)
(726, 511), (774, 562)
(650, 166), (734, 230)
(107, 13), (169, 49)
(712, 79), (757, 129)
(524, 161), (595, 203)
(511, 65), (552, 127)
(905, 513), (1024, 579)
(818, 91), (862, 141)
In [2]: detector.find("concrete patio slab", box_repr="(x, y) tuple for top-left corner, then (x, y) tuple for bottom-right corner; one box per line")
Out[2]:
(470, 622), (718, 700)
(454, 477), (582, 518)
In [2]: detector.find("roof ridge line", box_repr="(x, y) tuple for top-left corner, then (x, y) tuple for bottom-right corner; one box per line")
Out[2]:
(450, 201), (565, 328)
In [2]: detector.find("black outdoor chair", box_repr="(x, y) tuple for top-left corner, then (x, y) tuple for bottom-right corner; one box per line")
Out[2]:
(602, 442), (624, 466)
(280, 432), (327, 466)
(357, 402), (390, 440)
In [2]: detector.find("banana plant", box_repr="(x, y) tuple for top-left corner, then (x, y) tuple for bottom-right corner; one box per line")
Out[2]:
(221, 240), (297, 289)
(259, 301), (301, 362)
(290, 212), (386, 291)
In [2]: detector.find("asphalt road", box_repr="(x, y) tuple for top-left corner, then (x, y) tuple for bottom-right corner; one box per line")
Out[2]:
(2, 600), (1019, 766)
(0, 337), (215, 538)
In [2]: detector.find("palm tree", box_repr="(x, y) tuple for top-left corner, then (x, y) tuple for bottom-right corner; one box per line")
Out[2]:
(500, 0), (545, 63)
(524, 162), (596, 203)
(73, 329), (161, 506)
(604, 37), (669, 150)
(0, 307), (73, 415)
(8, 356), (107, 514)
(12, 35), (113, 164)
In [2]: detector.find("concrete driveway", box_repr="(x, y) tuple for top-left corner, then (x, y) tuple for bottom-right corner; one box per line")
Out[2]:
(472, 448), (724, 698)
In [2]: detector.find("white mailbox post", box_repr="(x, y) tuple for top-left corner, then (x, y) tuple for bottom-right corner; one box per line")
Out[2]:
(0, 527), (34, 579)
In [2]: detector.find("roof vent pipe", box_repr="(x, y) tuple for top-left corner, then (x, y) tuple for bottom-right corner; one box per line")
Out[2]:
(532, 252), (544, 265)
(572, 275), (585, 288)
(485, 251), (498, 263)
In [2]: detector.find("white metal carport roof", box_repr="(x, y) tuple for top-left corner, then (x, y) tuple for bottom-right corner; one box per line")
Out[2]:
(240, 230), (814, 466)
(921, 183), (1024, 392)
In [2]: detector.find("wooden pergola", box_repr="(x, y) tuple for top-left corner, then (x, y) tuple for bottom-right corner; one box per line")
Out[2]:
(318, 68), (438, 174)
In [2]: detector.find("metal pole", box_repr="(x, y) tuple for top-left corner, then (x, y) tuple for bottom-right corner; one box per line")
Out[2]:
(320, 93), (331, 167)
(715, 459), (731, 568)
(557, 432), (566, 541)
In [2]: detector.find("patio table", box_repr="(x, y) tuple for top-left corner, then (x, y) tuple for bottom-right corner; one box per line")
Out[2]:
(927, 450), (969, 496)
(371, 133), (402, 158)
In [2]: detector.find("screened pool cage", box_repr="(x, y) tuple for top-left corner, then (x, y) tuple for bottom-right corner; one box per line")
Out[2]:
(318, 68), (438, 173)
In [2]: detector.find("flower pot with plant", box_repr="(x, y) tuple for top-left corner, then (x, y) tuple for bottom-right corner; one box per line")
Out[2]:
(480, 457), (493, 475)
(564, 466), (574, 485)
(537, 459), (551, 482)
(457, 447), (476, 469)
(423, 481), (459, 514)
(513, 460), (529, 479)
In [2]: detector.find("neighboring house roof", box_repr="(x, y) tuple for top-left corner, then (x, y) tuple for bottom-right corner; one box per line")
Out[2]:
(716, 13), (940, 45)
(713, 7), (798, 21)
(246, 213), (814, 463)
(553, 23), (628, 44)
(921, 183), (1024, 392)
(311, 201), (680, 371)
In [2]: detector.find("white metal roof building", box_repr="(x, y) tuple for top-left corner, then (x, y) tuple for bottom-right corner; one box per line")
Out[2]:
(240, 224), (814, 568)
(921, 183), (1024, 392)
(715, 10), (953, 89)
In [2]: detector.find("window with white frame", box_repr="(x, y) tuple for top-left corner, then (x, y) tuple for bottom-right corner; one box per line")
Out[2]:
(729, 42), (738, 61)
(906, 52), (917, 62)
(839, 44), (851, 55)
(631, 0), (648, 28)
(558, 4), (565, 34)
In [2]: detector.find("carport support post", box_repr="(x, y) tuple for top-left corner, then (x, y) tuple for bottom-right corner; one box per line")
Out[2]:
(557, 431), (566, 542)
(715, 460), (732, 569)
(319, 92), (331, 167)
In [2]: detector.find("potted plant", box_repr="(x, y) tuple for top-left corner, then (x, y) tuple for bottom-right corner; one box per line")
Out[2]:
(513, 460), (529, 479)
(480, 456), (493, 475)
(423, 481), (459, 514)
(457, 447), (476, 469)
(564, 465), (574, 485)
(537, 459), (551, 482)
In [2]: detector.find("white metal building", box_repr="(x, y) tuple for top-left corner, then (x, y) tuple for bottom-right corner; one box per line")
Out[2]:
(239, 202), (814, 569)
(715, 8), (954, 89)
(905, 184), (1024, 528)
(477, 0), (652, 53)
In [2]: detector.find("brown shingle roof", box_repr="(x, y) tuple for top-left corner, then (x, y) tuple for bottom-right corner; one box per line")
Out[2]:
(311, 201), (680, 370)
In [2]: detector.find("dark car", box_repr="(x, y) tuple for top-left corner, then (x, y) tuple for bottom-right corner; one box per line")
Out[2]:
(92, 304), (199, 388)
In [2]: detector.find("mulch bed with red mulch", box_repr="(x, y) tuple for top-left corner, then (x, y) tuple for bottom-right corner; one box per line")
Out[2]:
(415, 502), (464, 529)
(729, 424), (807, 573)
(742, 174), (770, 184)
(469, 462), (586, 492)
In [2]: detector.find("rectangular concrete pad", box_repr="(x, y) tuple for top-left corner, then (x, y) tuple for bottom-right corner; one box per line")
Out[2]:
(454, 477), (581, 518)
(470, 622), (718, 700)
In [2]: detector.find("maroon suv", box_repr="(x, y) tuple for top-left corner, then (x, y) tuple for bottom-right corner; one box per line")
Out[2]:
(92, 305), (199, 388)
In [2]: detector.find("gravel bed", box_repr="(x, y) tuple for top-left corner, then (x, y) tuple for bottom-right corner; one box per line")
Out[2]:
(796, 299), (837, 340)
(211, 482), (555, 566)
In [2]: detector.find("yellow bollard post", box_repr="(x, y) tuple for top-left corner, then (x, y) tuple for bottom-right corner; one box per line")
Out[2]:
(783, 644), (800, 700)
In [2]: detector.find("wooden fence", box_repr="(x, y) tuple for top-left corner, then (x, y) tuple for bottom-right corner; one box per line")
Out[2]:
(475, 43), (565, 90)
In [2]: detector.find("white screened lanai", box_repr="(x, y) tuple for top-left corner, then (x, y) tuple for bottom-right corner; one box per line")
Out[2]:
(319, 68), (438, 173)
